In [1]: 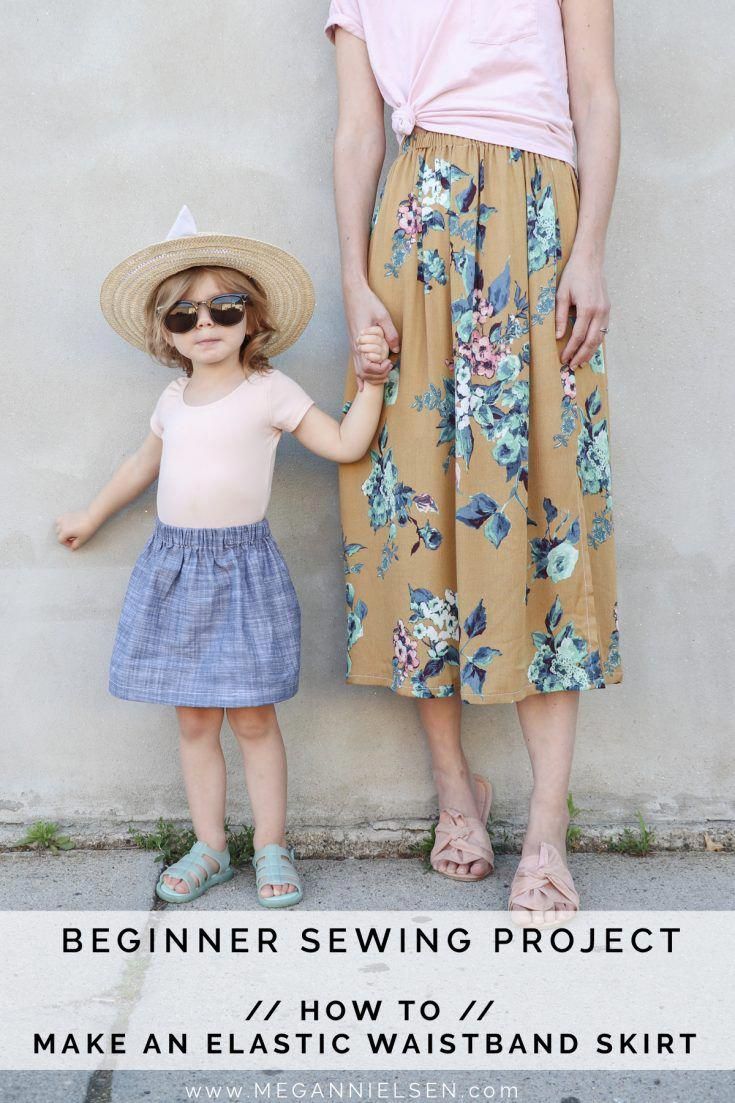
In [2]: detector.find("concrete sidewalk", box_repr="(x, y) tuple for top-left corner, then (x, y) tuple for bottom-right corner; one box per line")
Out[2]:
(2, 848), (735, 911)
(2, 850), (733, 1103)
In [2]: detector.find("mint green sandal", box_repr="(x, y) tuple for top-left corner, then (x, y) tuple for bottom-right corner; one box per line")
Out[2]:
(156, 840), (234, 903)
(252, 843), (303, 908)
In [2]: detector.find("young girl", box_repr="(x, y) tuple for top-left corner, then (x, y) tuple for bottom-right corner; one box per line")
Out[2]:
(55, 207), (389, 908)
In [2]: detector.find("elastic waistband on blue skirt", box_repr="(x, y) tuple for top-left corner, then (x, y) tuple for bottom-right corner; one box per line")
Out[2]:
(152, 518), (272, 550)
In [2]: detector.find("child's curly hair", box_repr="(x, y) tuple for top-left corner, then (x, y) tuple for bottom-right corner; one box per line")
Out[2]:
(144, 265), (276, 377)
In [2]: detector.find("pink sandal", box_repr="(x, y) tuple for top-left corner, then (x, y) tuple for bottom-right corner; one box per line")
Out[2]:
(430, 774), (495, 882)
(508, 841), (580, 928)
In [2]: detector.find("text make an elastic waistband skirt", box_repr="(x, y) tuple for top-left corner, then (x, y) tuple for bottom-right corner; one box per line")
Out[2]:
(339, 128), (622, 704)
(109, 519), (301, 708)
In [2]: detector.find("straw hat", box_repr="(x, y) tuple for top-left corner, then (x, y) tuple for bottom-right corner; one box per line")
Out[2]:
(100, 206), (315, 357)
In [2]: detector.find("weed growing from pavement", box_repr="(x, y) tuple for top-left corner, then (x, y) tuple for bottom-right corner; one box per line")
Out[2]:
(608, 811), (655, 856)
(410, 823), (437, 871)
(129, 817), (254, 867)
(566, 792), (584, 851)
(17, 821), (74, 853)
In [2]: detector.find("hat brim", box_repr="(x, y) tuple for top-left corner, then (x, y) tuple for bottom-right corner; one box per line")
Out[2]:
(100, 234), (315, 358)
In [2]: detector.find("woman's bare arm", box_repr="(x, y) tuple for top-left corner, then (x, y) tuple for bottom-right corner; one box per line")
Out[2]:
(557, 0), (620, 368)
(333, 28), (400, 385)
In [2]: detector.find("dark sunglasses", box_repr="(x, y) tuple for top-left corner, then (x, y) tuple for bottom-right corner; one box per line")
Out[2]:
(160, 293), (250, 334)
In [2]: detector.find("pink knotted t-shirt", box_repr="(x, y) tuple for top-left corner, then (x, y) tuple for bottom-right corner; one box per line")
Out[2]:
(149, 370), (314, 528)
(325, 0), (576, 166)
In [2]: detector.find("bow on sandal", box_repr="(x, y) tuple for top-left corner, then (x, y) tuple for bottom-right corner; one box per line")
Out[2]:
(508, 841), (580, 929)
(430, 774), (495, 882)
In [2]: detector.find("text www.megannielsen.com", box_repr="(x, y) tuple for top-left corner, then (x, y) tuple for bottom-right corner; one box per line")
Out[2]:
(182, 1082), (521, 1101)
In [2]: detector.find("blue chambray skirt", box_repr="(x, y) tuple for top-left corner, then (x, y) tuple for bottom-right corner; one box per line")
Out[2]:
(109, 519), (300, 708)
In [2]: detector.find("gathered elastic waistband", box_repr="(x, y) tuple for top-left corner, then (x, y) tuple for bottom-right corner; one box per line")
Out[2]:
(404, 126), (501, 151)
(401, 127), (570, 168)
(408, 126), (472, 147)
(152, 518), (271, 549)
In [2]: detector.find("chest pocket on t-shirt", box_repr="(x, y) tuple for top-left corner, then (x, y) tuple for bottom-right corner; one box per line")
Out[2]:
(469, 0), (539, 45)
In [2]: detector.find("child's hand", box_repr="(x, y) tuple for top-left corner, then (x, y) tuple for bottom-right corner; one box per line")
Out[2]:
(55, 510), (98, 551)
(356, 325), (391, 366)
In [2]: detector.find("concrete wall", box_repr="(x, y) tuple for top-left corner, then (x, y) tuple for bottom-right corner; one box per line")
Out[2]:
(2, 1), (733, 847)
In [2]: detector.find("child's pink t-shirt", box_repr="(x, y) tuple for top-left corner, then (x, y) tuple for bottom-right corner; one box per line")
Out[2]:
(149, 371), (314, 528)
(325, 0), (576, 166)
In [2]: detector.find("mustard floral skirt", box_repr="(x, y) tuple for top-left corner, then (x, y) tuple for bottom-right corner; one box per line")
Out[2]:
(339, 128), (622, 704)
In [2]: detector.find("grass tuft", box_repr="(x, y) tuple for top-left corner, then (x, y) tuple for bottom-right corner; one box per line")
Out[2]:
(128, 818), (254, 868)
(566, 792), (584, 851)
(409, 823), (437, 872)
(608, 811), (655, 856)
(486, 818), (514, 854)
(17, 821), (74, 854)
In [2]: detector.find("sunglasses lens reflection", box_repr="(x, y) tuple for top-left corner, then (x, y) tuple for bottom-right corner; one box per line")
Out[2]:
(164, 302), (198, 333)
(209, 295), (247, 326)
(163, 295), (247, 333)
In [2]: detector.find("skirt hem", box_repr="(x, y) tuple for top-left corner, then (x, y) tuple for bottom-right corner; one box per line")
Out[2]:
(108, 682), (299, 709)
(344, 671), (622, 705)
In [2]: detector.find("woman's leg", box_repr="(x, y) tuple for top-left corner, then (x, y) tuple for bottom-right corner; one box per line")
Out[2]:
(515, 690), (578, 910)
(163, 706), (227, 894)
(226, 704), (295, 899)
(417, 696), (491, 878)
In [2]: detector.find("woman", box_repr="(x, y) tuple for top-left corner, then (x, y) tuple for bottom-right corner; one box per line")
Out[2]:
(326, 0), (622, 925)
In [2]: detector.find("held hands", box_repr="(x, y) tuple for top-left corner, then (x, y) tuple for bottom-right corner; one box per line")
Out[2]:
(355, 325), (391, 384)
(55, 510), (98, 551)
(343, 280), (399, 391)
(293, 322), (390, 462)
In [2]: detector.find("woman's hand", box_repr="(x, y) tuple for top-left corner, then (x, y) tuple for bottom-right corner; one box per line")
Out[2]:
(55, 509), (98, 551)
(555, 251), (611, 369)
(343, 277), (400, 390)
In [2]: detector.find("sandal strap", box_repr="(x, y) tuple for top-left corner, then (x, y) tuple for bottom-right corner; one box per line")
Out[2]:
(252, 844), (301, 891)
(160, 841), (230, 890)
(160, 863), (200, 892)
(190, 840), (231, 872)
(509, 842), (580, 912)
(430, 809), (494, 868)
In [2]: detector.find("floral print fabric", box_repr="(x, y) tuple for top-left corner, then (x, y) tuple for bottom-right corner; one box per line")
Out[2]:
(338, 129), (622, 703)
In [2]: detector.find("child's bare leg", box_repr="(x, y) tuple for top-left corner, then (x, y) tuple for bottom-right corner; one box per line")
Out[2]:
(226, 705), (295, 899)
(162, 706), (227, 894)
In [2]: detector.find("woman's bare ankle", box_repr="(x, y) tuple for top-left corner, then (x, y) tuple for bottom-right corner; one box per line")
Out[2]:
(432, 766), (477, 814)
(522, 793), (570, 859)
